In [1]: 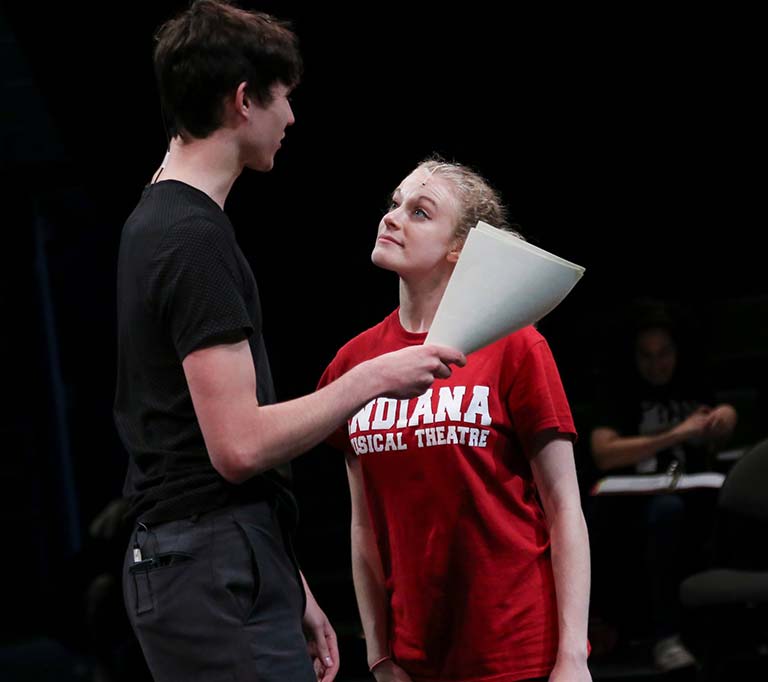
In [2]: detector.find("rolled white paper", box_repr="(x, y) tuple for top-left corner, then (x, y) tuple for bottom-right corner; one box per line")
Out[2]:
(425, 221), (585, 354)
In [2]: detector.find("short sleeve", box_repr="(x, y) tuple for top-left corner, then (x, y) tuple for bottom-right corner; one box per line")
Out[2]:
(149, 219), (253, 360)
(317, 357), (355, 455)
(506, 339), (577, 454)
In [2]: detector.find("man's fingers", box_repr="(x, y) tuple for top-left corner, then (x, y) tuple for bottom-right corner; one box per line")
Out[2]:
(311, 626), (337, 677)
(427, 344), (466, 367)
(434, 362), (452, 379)
(313, 627), (332, 667)
(321, 626), (339, 681)
(324, 626), (339, 674)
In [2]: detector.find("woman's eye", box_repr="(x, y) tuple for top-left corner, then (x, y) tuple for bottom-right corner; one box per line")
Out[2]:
(414, 208), (428, 218)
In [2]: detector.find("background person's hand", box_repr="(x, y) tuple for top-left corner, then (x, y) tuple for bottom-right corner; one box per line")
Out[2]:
(704, 404), (738, 442)
(672, 406), (712, 442)
(88, 497), (129, 541)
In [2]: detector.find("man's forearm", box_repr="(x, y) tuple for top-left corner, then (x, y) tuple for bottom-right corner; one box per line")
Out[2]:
(186, 340), (465, 483)
(208, 361), (383, 482)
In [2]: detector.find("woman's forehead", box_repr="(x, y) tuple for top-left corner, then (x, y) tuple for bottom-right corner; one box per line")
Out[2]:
(398, 169), (457, 207)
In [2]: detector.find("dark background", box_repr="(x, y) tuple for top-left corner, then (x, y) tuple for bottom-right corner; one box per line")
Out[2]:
(1, 2), (765, 679)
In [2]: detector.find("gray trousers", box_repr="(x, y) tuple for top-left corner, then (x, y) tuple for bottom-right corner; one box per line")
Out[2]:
(122, 499), (315, 681)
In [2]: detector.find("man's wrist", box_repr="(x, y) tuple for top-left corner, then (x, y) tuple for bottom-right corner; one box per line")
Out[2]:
(356, 356), (388, 398)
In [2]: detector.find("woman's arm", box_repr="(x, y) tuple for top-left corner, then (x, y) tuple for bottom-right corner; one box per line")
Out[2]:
(346, 454), (412, 681)
(529, 431), (592, 682)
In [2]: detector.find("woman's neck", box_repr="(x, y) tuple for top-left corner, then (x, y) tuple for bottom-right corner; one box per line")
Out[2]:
(398, 272), (451, 333)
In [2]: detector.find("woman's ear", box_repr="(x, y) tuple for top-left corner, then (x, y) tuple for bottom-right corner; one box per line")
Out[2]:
(446, 238), (463, 264)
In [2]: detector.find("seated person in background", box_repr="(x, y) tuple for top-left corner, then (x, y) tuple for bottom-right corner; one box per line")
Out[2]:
(592, 321), (737, 476)
(589, 308), (737, 672)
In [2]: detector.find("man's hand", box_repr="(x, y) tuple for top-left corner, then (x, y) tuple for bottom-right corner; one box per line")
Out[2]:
(302, 587), (339, 682)
(367, 344), (466, 399)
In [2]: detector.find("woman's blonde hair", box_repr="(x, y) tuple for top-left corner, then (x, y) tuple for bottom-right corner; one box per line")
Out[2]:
(415, 156), (521, 242)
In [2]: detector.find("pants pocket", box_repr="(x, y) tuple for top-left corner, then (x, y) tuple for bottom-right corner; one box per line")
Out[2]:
(233, 518), (305, 628)
(127, 552), (195, 615)
(232, 521), (263, 623)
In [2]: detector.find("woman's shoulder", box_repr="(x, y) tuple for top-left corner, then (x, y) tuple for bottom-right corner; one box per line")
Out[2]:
(327, 310), (399, 370)
(499, 324), (547, 356)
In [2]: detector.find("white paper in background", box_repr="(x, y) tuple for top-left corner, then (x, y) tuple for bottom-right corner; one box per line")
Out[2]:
(591, 472), (726, 495)
(425, 221), (585, 355)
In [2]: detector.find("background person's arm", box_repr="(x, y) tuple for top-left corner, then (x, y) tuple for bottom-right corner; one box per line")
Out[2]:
(704, 403), (738, 444)
(590, 406), (713, 471)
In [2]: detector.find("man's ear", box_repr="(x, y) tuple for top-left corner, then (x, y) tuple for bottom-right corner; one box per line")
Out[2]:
(235, 81), (249, 113)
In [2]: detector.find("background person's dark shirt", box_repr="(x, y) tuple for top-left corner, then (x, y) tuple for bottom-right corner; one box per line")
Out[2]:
(114, 180), (295, 525)
(593, 376), (716, 475)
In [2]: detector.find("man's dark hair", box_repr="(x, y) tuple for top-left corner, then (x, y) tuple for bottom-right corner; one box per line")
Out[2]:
(154, 0), (302, 139)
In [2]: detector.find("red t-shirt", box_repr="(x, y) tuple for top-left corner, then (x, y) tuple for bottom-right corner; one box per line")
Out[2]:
(318, 310), (577, 682)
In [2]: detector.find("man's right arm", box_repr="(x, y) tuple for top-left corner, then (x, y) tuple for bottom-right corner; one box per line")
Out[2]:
(183, 339), (465, 483)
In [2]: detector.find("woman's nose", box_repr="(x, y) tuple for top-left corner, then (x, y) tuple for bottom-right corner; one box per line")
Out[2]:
(383, 209), (402, 230)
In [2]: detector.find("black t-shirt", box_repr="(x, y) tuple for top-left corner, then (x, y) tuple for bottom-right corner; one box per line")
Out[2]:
(593, 376), (715, 475)
(114, 180), (296, 525)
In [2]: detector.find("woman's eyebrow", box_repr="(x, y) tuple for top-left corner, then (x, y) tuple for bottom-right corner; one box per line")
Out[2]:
(415, 195), (438, 208)
(391, 190), (438, 209)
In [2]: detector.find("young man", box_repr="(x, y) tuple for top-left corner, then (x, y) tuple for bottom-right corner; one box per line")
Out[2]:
(113, 3), (464, 681)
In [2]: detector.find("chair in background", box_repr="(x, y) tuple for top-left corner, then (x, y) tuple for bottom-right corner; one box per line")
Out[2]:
(680, 436), (768, 680)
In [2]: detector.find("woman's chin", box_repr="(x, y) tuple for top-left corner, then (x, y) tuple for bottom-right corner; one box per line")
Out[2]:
(371, 249), (397, 271)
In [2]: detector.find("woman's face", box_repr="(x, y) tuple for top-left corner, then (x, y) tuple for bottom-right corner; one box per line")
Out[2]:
(371, 168), (462, 279)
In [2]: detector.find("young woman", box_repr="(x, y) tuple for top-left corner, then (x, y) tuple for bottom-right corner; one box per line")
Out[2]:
(319, 159), (591, 682)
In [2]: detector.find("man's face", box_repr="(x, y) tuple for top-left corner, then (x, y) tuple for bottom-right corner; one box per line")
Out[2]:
(243, 82), (295, 171)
